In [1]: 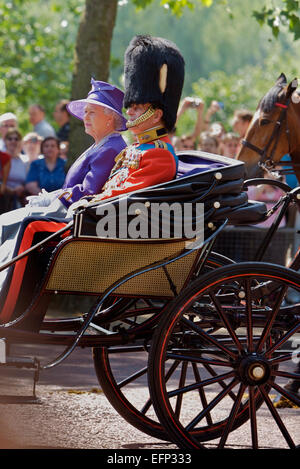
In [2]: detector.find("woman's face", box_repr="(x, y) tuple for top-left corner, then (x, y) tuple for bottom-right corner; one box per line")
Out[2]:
(42, 139), (60, 159)
(223, 139), (239, 158)
(83, 103), (112, 142)
(5, 133), (22, 157)
(199, 137), (218, 154)
(23, 138), (41, 156)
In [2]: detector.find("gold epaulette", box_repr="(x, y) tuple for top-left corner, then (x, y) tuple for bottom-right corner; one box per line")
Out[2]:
(154, 140), (168, 150)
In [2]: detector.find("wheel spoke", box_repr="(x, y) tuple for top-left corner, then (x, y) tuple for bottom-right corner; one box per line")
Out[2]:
(270, 353), (294, 364)
(118, 366), (148, 388)
(167, 370), (236, 398)
(181, 316), (238, 359)
(249, 386), (258, 449)
(141, 360), (182, 415)
(265, 322), (300, 357)
(185, 378), (238, 431)
(140, 398), (153, 415)
(202, 362), (238, 402)
(245, 279), (254, 353)
(175, 361), (188, 417)
(218, 383), (246, 449)
(271, 381), (300, 407)
(166, 352), (233, 367)
(259, 384), (296, 449)
(272, 370), (300, 381)
(192, 362), (213, 426)
(209, 291), (243, 353)
(256, 285), (287, 353)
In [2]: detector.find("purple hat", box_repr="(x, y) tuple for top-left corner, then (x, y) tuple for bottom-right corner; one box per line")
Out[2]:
(67, 78), (127, 131)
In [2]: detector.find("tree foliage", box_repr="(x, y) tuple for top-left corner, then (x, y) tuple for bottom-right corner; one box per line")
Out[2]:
(0, 0), (299, 140)
(0, 0), (82, 131)
(130, 0), (300, 39)
(145, 0), (300, 39)
(252, 0), (300, 40)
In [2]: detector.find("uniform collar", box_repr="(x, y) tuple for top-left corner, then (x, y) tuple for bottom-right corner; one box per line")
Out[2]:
(136, 126), (168, 144)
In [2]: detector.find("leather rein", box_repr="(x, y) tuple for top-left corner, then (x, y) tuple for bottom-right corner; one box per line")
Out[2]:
(242, 98), (300, 176)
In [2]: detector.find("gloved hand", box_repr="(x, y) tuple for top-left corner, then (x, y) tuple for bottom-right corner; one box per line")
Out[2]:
(26, 189), (60, 207)
(66, 198), (89, 218)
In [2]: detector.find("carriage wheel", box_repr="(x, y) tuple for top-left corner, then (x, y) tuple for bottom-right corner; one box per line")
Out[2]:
(148, 262), (300, 449)
(92, 253), (235, 441)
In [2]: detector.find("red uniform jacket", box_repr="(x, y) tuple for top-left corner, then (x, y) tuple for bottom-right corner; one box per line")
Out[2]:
(93, 136), (178, 201)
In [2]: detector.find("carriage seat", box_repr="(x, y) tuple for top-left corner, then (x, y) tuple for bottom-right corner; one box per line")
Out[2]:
(174, 152), (268, 225)
(214, 200), (268, 225)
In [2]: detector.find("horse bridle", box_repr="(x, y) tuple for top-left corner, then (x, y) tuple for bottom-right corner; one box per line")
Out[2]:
(241, 96), (299, 175)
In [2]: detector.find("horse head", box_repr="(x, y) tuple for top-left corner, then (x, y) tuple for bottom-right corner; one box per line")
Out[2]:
(237, 73), (300, 182)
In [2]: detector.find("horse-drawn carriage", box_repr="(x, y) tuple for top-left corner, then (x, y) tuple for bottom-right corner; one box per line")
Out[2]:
(0, 75), (299, 450)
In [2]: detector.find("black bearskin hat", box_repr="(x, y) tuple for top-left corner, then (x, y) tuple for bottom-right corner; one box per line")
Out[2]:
(123, 35), (185, 132)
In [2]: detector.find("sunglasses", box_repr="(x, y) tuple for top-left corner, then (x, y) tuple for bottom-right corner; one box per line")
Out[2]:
(24, 138), (39, 143)
(6, 137), (20, 142)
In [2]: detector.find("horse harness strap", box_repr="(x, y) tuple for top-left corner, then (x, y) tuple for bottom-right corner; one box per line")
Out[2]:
(242, 97), (300, 174)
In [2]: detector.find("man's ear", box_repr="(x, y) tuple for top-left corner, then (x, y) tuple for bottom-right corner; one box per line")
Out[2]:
(153, 108), (164, 123)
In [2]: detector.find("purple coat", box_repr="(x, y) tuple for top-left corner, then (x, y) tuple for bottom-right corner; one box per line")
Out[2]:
(59, 133), (126, 207)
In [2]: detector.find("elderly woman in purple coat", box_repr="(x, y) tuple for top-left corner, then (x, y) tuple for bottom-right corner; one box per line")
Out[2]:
(0, 79), (127, 285)
(27, 78), (127, 210)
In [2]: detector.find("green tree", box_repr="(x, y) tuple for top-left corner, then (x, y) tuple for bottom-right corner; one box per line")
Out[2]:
(0, 0), (81, 131)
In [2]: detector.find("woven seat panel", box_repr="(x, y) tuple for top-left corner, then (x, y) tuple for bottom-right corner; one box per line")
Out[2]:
(45, 240), (198, 297)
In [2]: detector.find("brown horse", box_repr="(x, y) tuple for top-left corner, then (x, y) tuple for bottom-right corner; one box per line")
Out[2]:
(237, 73), (300, 183)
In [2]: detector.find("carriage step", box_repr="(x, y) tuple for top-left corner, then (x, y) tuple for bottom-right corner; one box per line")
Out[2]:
(1, 356), (40, 369)
(0, 339), (40, 402)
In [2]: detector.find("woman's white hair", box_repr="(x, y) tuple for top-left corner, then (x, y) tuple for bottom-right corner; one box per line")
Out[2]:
(103, 106), (124, 131)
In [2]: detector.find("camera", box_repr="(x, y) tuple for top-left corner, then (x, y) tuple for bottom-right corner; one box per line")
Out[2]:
(191, 98), (202, 108)
(186, 97), (202, 108)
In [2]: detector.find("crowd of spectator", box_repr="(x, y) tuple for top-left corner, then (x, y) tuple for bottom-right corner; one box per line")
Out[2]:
(172, 96), (253, 158)
(0, 100), (70, 213)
